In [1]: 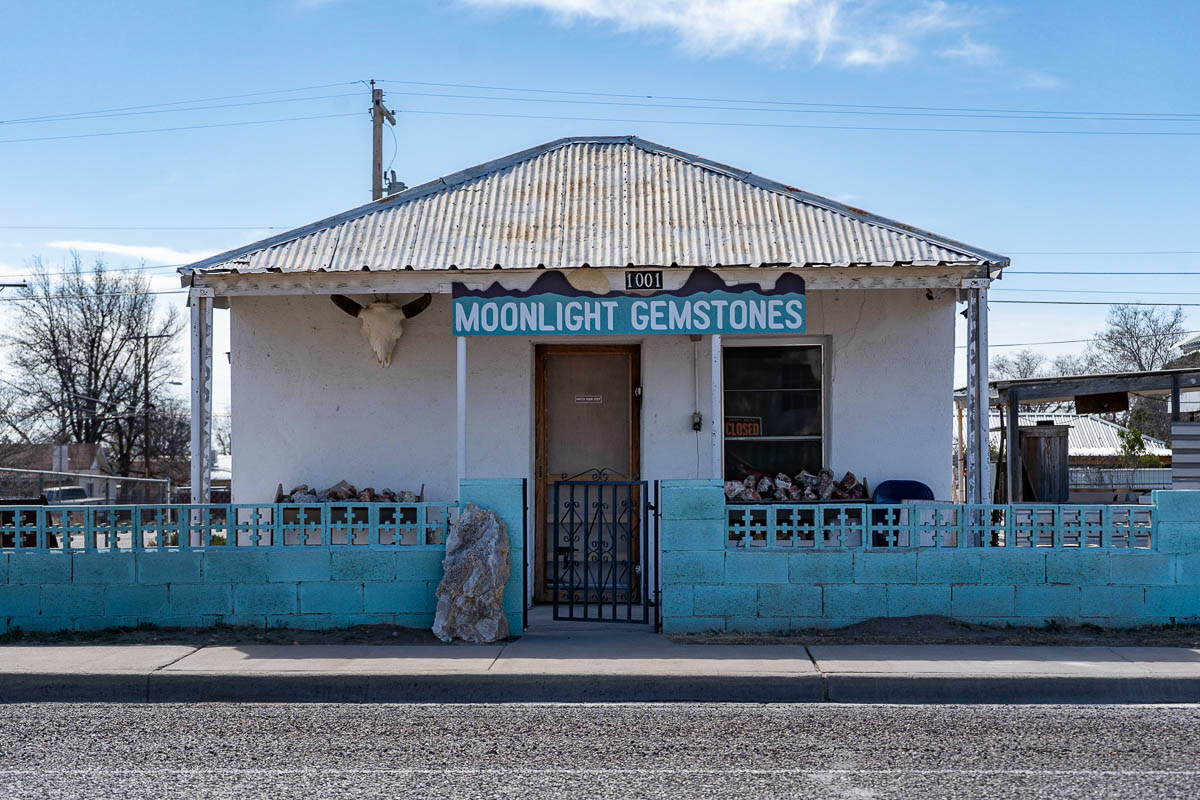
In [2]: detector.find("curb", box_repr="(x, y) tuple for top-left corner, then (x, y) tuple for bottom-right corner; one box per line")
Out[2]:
(5, 672), (1200, 704)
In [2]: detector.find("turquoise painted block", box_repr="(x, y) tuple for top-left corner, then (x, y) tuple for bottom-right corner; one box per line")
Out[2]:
(105, 585), (169, 617)
(137, 551), (203, 584)
(853, 552), (916, 584)
(917, 551), (980, 584)
(0, 585), (39, 617)
(396, 549), (445, 580)
(331, 550), (395, 582)
(757, 584), (821, 617)
(661, 586), (693, 617)
(1080, 585), (1145, 617)
(692, 585), (756, 616)
(789, 552), (852, 584)
(1154, 523), (1200, 555)
(8, 552), (71, 584)
(661, 551), (724, 585)
(979, 551), (1045, 585)
(824, 584), (886, 619)
(726, 615), (789, 633)
(39, 585), (104, 617)
(72, 615), (137, 632)
(725, 552), (788, 584)
(1178, 552), (1200, 583)
(147, 615), (205, 629)
(1015, 585), (1081, 619)
(503, 587), (523, 614)
(396, 612), (437, 629)
(1109, 554), (1174, 586)
(659, 485), (725, 521)
(951, 585), (1015, 617)
(363, 581), (435, 614)
(235, 583), (297, 615)
(887, 584), (950, 617)
(662, 615), (725, 634)
(299, 581), (363, 614)
(660, 519), (726, 551)
(72, 553), (134, 584)
(659, 479), (723, 488)
(1144, 586), (1200, 619)
(506, 610), (522, 637)
(170, 584), (233, 616)
(1151, 490), (1200, 524)
(1046, 551), (1110, 586)
(211, 614), (268, 628)
(0, 552), (9, 584)
(267, 550), (331, 583)
(205, 551), (270, 583)
(7, 616), (72, 633)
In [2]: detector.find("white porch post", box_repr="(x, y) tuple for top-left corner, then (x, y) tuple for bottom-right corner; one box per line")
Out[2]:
(189, 289), (214, 504)
(456, 335), (467, 497)
(965, 286), (990, 505)
(710, 334), (723, 481)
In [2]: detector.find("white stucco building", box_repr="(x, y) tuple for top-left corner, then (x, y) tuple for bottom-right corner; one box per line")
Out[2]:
(181, 135), (1006, 604)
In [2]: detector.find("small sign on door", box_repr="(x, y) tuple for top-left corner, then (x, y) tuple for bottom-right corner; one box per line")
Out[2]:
(575, 394), (603, 404)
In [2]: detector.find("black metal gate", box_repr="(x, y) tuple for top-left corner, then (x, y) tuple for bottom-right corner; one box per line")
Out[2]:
(551, 474), (654, 623)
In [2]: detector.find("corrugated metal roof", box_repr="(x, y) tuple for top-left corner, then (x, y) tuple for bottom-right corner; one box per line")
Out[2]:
(986, 412), (1171, 458)
(184, 136), (1007, 275)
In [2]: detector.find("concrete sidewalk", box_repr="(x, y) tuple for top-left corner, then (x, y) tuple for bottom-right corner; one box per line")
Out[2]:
(4, 621), (1200, 703)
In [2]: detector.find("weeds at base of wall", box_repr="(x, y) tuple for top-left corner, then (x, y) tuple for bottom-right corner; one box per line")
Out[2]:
(0, 623), (443, 646)
(669, 614), (1200, 648)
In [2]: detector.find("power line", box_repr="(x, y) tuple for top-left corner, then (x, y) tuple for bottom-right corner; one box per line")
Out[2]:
(991, 299), (1200, 306)
(1008, 250), (1200, 256)
(377, 79), (1200, 119)
(393, 107), (1200, 136)
(993, 288), (1200, 296)
(0, 112), (360, 145)
(0, 226), (285, 231)
(1007, 270), (1200, 275)
(0, 290), (187, 302)
(0, 92), (361, 127)
(0, 81), (362, 125)
(377, 88), (1200, 124)
(955, 330), (1200, 349)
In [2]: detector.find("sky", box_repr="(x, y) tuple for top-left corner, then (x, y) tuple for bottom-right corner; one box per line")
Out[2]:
(1, 0), (1198, 419)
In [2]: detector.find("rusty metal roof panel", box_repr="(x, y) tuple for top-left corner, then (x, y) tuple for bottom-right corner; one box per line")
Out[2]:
(185, 136), (1007, 275)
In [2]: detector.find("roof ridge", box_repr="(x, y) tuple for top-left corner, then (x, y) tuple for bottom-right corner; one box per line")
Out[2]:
(181, 135), (1009, 275)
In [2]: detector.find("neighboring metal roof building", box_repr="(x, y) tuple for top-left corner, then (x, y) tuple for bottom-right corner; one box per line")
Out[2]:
(1179, 333), (1200, 354)
(987, 412), (1171, 458)
(183, 136), (1007, 276)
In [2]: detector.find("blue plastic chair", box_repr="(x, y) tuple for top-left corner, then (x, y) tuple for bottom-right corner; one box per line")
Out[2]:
(871, 479), (935, 504)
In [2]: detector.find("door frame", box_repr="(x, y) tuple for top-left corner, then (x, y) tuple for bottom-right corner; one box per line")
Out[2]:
(534, 343), (641, 602)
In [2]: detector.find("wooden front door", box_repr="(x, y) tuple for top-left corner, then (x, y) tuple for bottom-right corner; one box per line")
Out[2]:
(534, 345), (640, 602)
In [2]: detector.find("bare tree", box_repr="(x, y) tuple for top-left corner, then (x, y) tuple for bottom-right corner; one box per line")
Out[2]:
(991, 348), (1047, 380)
(0, 254), (184, 476)
(214, 414), (232, 456)
(1092, 304), (1186, 373)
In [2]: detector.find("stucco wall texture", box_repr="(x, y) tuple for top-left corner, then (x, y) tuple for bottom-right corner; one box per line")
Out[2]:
(659, 482), (1200, 633)
(228, 288), (954, 505)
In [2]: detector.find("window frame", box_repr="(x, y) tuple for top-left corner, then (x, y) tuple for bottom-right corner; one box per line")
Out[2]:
(721, 335), (832, 478)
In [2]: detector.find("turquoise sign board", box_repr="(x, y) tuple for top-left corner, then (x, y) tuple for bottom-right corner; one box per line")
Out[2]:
(452, 268), (805, 337)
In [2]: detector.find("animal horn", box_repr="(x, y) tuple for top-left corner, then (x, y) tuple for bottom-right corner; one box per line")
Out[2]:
(331, 295), (363, 318)
(401, 293), (432, 319)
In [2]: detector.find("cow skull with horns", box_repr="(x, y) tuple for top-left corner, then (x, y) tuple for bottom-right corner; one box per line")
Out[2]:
(331, 293), (432, 368)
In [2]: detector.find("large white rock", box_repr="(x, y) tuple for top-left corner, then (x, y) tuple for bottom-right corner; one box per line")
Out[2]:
(433, 503), (511, 643)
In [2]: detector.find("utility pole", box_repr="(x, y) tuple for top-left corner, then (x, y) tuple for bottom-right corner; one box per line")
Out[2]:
(123, 333), (172, 479)
(370, 79), (396, 201)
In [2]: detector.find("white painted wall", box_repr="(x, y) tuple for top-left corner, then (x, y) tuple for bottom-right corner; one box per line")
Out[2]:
(229, 287), (954, 504)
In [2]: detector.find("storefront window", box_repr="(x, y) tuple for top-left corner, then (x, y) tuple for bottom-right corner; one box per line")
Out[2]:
(723, 345), (822, 480)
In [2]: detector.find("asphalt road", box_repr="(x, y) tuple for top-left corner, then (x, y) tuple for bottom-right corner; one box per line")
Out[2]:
(1, 704), (1198, 799)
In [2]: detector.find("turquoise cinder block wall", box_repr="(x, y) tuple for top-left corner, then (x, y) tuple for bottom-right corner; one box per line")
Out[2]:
(1, 478), (526, 636)
(660, 481), (1200, 633)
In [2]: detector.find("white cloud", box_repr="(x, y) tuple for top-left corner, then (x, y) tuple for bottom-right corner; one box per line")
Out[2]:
(1019, 70), (1063, 90)
(44, 240), (218, 265)
(938, 34), (998, 64)
(466, 0), (985, 67)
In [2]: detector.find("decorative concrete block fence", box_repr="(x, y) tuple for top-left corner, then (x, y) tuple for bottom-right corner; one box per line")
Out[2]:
(660, 480), (1200, 633)
(0, 478), (525, 636)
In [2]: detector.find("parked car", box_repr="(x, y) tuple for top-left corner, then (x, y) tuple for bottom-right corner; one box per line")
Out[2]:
(43, 486), (104, 505)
